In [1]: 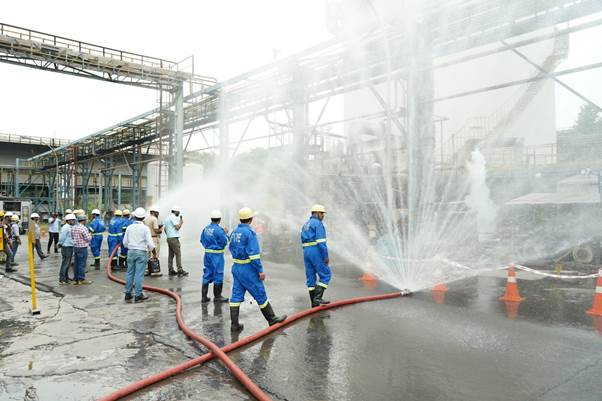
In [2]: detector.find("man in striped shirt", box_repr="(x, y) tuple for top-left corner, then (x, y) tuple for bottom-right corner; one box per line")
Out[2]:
(72, 214), (92, 285)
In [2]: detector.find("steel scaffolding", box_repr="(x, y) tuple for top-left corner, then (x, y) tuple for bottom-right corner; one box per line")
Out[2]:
(2, 0), (600, 210)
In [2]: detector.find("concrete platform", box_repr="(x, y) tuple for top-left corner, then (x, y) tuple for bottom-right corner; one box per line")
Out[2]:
(1, 245), (601, 401)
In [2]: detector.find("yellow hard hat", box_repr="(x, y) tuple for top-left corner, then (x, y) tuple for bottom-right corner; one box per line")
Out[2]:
(238, 207), (256, 220)
(11, 215), (19, 222)
(122, 209), (131, 215)
(114, 209), (123, 216)
(311, 204), (326, 213)
(0, 211), (4, 217)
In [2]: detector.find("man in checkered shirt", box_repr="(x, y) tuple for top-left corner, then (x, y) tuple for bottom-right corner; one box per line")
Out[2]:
(72, 214), (92, 285)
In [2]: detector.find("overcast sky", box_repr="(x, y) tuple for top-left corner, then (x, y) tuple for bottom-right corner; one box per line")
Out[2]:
(0, 0), (331, 140)
(0, 2), (600, 140)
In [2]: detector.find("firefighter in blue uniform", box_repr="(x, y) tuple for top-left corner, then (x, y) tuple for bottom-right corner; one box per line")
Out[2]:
(88, 208), (106, 270)
(108, 209), (123, 270)
(200, 209), (229, 303)
(119, 209), (133, 270)
(229, 207), (287, 332)
(301, 204), (331, 307)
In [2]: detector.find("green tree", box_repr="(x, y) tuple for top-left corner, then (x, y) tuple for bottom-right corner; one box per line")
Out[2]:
(573, 103), (602, 134)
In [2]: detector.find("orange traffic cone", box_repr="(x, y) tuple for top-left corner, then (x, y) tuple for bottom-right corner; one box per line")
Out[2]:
(503, 300), (521, 320)
(432, 290), (446, 304)
(432, 282), (448, 292)
(500, 265), (525, 302)
(360, 272), (378, 282)
(586, 268), (602, 316)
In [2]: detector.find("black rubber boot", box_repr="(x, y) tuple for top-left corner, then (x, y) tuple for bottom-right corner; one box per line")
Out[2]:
(309, 289), (317, 307)
(313, 286), (330, 306)
(111, 258), (118, 271)
(118, 257), (125, 271)
(213, 284), (229, 303)
(201, 283), (211, 303)
(230, 306), (244, 332)
(260, 303), (287, 326)
(94, 259), (100, 270)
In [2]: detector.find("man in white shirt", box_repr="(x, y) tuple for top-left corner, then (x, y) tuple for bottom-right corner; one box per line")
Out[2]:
(47, 212), (60, 254)
(123, 207), (155, 302)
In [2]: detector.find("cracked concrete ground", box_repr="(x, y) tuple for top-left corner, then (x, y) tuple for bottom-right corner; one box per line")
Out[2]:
(1, 241), (602, 401)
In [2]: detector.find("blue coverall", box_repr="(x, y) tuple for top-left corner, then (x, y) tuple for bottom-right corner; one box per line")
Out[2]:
(108, 217), (123, 261)
(200, 223), (228, 285)
(301, 216), (331, 290)
(88, 216), (106, 261)
(228, 224), (268, 309)
(120, 217), (134, 259)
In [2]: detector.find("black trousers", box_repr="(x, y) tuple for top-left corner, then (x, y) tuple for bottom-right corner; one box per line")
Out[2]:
(47, 232), (59, 252)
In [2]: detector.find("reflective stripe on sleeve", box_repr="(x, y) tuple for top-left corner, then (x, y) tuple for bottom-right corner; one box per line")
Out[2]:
(232, 258), (251, 264)
(316, 238), (326, 243)
(302, 241), (317, 247)
(248, 254), (260, 260)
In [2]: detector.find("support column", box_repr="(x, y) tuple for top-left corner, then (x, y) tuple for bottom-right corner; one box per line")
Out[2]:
(407, 20), (434, 247)
(117, 173), (122, 207)
(291, 66), (308, 164)
(170, 84), (184, 188)
(15, 158), (20, 198)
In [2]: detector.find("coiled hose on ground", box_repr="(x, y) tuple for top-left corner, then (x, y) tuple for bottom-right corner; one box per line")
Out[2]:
(98, 246), (407, 401)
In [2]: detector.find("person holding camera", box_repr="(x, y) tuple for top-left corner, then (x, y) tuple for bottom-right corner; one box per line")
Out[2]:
(165, 205), (188, 277)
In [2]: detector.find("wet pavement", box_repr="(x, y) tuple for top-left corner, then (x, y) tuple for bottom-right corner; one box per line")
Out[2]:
(1, 244), (601, 401)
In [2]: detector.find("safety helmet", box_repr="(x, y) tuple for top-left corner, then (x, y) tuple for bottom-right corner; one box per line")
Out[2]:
(77, 214), (87, 221)
(78, 209), (86, 216)
(65, 213), (76, 221)
(238, 207), (256, 220)
(92, 209), (101, 215)
(31, 213), (40, 219)
(311, 204), (326, 213)
(149, 205), (160, 213)
(65, 209), (73, 214)
(5, 211), (13, 217)
(133, 207), (146, 219)
(210, 209), (222, 219)
(0, 211), (4, 218)
(114, 209), (123, 216)
(122, 209), (131, 216)
(11, 215), (19, 222)
(171, 205), (181, 213)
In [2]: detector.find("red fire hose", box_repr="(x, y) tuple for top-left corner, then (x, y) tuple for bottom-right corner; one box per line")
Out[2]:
(99, 246), (406, 401)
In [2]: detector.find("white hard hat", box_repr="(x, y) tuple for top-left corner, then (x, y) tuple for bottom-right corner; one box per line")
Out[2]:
(65, 213), (76, 221)
(149, 205), (160, 213)
(311, 204), (326, 213)
(172, 205), (181, 212)
(31, 213), (40, 219)
(92, 209), (101, 215)
(133, 207), (146, 219)
(65, 209), (73, 214)
(210, 209), (222, 219)
(5, 211), (13, 217)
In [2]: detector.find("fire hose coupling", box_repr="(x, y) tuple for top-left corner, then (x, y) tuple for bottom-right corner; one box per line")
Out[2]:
(399, 289), (412, 296)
